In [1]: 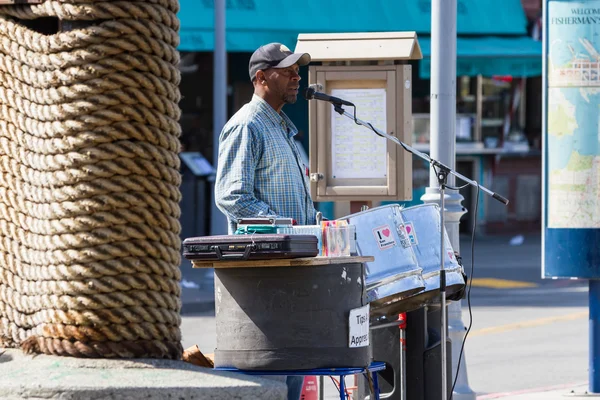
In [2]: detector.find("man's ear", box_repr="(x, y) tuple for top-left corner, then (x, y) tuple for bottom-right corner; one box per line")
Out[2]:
(256, 71), (267, 85)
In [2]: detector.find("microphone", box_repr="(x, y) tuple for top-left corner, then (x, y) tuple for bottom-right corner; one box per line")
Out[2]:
(303, 85), (354, 107)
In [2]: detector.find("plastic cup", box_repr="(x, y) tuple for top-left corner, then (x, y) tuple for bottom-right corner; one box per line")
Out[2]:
(325, 226), (351, 257)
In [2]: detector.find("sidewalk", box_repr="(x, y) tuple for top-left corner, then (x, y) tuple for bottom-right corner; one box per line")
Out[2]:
(477, 382), (589, 399)
(0, 348), (287, 400)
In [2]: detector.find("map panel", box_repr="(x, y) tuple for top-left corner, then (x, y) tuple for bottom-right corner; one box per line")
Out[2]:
(547, 1), (600, 228)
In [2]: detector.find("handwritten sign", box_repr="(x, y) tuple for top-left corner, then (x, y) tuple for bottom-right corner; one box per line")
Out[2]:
(349, 304), (370, 348)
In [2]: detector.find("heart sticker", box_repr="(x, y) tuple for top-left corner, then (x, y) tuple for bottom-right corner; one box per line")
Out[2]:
(404, 222), (417, 245)
(373, 225), (397, 250)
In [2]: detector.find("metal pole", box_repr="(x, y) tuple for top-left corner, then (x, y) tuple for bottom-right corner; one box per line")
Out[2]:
(429, 4), (456, 400)
(213, 0), (226, 140)
(319, 376), (324, 400)
(211, 0), (229, 235)
(591, 280), (600, 392)
(399, 327), (406, 400)
(440, 181), (448, 400)
(428, 0), (456, 187)
(421, 0), (475, 399)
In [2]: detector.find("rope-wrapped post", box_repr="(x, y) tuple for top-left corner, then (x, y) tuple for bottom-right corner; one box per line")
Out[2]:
(0, 0), (183, 359)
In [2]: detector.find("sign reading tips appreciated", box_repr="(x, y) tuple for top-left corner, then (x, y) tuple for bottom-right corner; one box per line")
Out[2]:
(349, 304), (370, 348)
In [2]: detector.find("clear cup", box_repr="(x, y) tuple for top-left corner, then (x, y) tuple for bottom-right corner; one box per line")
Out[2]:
(325, 226), (351, 257)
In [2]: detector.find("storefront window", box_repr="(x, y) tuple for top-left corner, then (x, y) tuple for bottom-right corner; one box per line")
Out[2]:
(411, 71), (528, 151)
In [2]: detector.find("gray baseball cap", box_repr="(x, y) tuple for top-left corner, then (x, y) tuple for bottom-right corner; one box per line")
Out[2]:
(248, 42), (311, 81)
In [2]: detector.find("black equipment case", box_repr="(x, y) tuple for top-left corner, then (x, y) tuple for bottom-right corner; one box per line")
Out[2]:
(182, 234), (319, 261)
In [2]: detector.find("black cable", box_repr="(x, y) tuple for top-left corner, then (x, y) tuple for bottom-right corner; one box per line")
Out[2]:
(353, 107), (386, 139)
(449, 186), (479, 399)
(347, 101), (478, 399)
(446, 183), (470, 191)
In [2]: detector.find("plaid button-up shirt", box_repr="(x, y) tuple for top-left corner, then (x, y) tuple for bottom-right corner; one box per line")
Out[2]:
(215, 95), (318, 233)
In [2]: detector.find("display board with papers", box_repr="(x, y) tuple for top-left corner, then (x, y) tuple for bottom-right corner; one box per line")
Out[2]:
(330, 88), (388, 180)
(306, 64), (413, 201)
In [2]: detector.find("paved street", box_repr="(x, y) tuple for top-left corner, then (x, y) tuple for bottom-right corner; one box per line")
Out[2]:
(180, 233), (590, 398)
(458, 234), (588, 397)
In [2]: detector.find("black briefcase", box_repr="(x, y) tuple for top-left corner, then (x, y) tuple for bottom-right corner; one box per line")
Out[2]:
(182, 234), (319, 261)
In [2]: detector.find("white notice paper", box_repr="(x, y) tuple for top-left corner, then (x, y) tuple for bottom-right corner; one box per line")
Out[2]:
(348, 304), (370, 348)
(331, 88), (387, 179)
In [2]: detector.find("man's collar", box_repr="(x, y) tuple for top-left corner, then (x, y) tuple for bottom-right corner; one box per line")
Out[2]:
(251, 94), (297, 138)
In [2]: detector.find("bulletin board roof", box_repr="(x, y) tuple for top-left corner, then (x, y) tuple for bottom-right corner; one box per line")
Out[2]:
(295, 31), (422, 62)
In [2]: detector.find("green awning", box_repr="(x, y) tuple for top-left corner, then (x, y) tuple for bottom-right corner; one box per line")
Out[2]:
(178, 0), (529, 52)
(418, 36), (542, 78)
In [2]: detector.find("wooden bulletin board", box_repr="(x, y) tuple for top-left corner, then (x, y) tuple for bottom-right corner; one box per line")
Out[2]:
(308, 64), (413, 202)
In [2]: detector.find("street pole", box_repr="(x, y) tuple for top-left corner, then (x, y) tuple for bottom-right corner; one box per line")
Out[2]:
(591, 281), (600, 392)
(421, 0), (475, 399)
(541, 0), (600, 394)
(211, 0), (229, 235)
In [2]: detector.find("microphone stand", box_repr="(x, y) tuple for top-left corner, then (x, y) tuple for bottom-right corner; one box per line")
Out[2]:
(331, 103), (508, 400)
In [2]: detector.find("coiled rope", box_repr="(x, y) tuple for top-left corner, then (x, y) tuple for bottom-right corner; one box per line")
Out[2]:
(0, 0), (183, 359)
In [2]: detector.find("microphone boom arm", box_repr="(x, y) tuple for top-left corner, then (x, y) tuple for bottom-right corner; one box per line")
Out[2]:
(331, 104), (508, 205)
